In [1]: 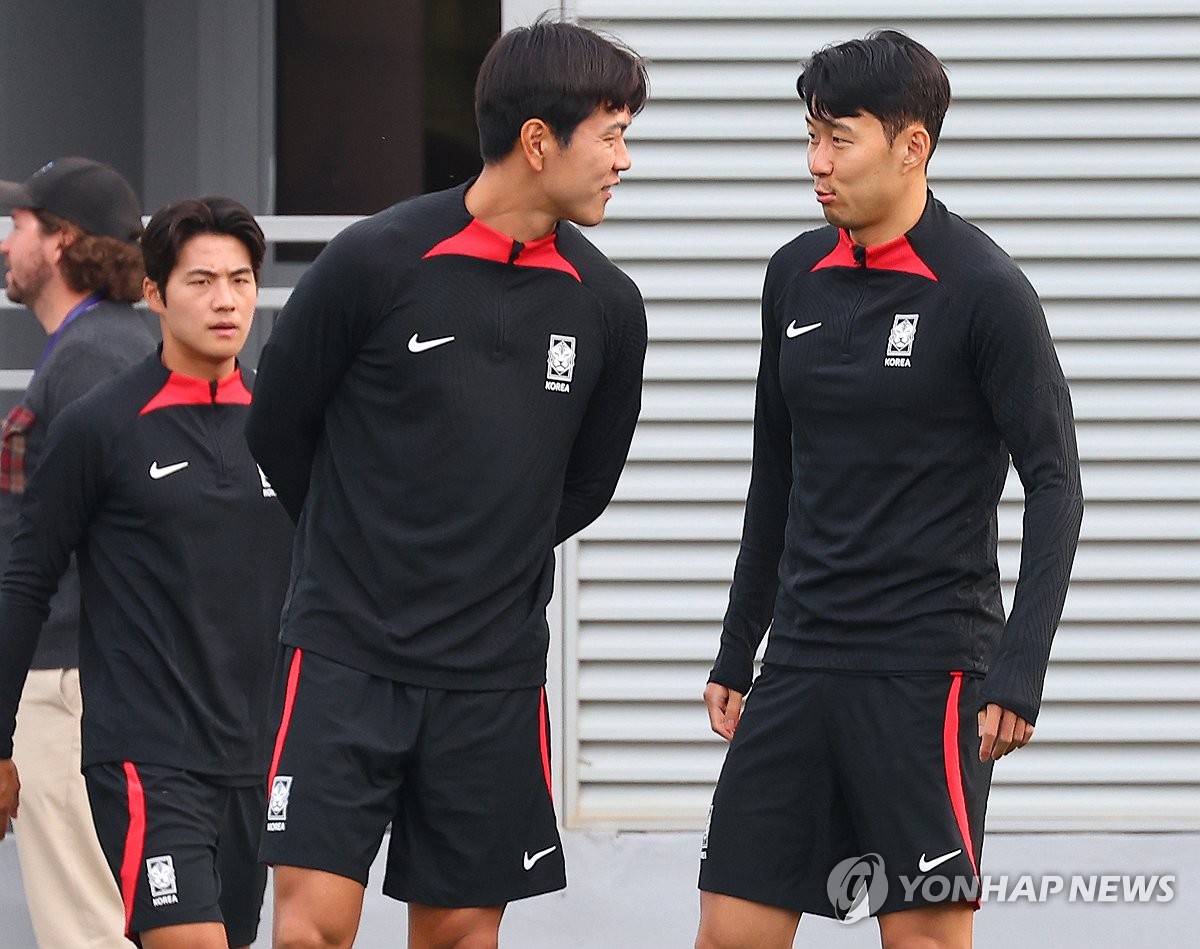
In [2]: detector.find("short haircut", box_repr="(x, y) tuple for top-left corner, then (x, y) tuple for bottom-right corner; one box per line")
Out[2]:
(141, 197), (265, 303)
(475, 17), (648, 163)
(798, 29), (951, 158)
(36, 210), (145, 303)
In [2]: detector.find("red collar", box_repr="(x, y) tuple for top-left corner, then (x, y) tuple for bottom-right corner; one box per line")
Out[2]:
(140, 368), (252, 416)
(811, 228), (938, 281)
(423, 218), (581, 282)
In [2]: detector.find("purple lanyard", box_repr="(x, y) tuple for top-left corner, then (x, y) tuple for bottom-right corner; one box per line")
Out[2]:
(34, 293), (104, 374)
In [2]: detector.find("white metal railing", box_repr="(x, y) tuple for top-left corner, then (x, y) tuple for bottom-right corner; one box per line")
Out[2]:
(0, 215), (360, 314)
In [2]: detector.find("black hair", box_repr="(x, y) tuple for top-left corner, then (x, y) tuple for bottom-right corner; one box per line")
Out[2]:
(797, 30), (951, 158)
(141, 197), (265, 302)
(475, 17), (648, 163)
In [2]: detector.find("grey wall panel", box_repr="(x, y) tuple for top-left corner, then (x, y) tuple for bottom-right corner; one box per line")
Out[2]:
(563, 1), (1200, 831)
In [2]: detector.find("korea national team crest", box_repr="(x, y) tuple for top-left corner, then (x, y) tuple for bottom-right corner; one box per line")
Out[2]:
(545, 334), (576, 393)
(257, 464), (277, 498)
(146, 854), (179, 906)
(885, 314), (919, 367)
(266, 775), (292, 831)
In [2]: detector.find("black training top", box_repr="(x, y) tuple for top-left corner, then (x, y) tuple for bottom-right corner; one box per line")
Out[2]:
(246, 181), (647, 690)
(0, 353), (294, 778)
(711, 193), (1083, 724)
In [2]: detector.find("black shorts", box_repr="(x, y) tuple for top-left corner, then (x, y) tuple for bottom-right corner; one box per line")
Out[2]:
(699, 666), (993, 920)
(85, 762), (267, 945)
(259, 646), (565, 907)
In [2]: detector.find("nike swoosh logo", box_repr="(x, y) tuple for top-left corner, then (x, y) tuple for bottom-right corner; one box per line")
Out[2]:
(408, 333), (455, 353)
(918, 848), (962, 872)
(149, 461), (189, 480)
(786, 321), (822, 338)
(523, 846), (557, 871)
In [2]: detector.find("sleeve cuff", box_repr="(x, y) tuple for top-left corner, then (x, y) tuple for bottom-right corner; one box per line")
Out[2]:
(709, 641), (754, 694)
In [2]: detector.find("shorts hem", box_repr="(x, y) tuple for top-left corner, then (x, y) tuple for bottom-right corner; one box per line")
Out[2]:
(384, 878), (567, 908)
(226, 922), (263, 947)
(697, 880), (982, 920)
(878, 895), (982, 916)
(697, 877), (819, 918)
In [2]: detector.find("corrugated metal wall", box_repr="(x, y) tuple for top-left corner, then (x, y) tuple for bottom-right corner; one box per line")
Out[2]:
(561, 1), (1200, 831)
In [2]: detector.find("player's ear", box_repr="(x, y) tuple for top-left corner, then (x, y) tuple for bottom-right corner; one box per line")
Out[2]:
(143, 276), (166, 314)
(900, 125), (931, 171)
(520, 118), (553, 172)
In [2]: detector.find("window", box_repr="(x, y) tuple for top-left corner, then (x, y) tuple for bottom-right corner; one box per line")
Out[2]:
(275, 0), (499, 258)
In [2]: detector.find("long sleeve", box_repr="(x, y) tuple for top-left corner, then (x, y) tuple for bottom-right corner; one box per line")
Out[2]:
(245, 227), (381, 522)
(0, 406), (103, 756)
(972, 267), (1084, 723)
(553, 289), (647, 545)
(709, 259), (794, 693)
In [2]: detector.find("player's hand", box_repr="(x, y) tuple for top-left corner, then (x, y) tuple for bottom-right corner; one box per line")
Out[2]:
(0, 758), (19, 838)
(704, 682), (745, 741)
(978, 704), (1034, 762)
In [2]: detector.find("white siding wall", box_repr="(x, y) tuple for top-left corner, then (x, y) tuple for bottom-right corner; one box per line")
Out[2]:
(561, 1), (1200, 831)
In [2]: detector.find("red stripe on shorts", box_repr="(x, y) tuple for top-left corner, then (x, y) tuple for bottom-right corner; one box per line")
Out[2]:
(267, 648), (304, 789)
(120, 761), (146, 934)
(942, 671), (980, 884)
(538, 687), (553, 800)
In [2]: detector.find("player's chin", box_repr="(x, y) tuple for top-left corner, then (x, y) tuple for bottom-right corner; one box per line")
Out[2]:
(201, 336), (247, 360)
(821, 206), (845, 228)
(565, 202), (608, 228)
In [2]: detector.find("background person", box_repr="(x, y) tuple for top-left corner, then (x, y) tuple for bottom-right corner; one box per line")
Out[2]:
(0, 156), (154, 948)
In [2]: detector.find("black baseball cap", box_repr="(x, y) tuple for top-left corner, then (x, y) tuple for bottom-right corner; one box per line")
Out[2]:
(0, 157), (142, 243)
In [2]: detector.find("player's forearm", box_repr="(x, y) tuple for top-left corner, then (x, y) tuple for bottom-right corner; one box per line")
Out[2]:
(554, 450), (630, 545)
(0, 599), (48, 757)
(981, 481), (1083, 723)
(711, 537), (782, 693)
(245, 346), (321, 522)
(552, 367), (642, 545)
(244, 420), (315, 522)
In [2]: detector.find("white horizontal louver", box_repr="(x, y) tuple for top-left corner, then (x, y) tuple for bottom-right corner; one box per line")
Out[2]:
(563, 2), (1200, 831)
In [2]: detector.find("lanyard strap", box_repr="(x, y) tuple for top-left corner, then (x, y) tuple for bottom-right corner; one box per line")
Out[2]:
(34, 293), (104, 374)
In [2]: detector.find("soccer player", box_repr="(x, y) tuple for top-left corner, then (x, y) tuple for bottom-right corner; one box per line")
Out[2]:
(696, 31), (1083, 949)
(0, 197), (294, 948)
(245, 19), (648, 949)
(0, 156), (155, 947)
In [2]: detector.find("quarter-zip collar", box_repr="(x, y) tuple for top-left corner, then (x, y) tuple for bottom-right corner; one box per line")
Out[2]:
(139, 354), (252, 416)
(811, 192), (940, 282)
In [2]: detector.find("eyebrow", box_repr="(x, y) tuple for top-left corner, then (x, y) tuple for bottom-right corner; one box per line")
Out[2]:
(806, 116), (855, 133)
(184, 266), (254, 277)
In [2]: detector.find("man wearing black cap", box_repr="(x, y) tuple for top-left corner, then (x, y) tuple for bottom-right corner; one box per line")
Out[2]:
(0, 157), (155, 947)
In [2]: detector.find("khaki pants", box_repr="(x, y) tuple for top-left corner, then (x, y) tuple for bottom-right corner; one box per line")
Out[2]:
(11, 668), (126, 948)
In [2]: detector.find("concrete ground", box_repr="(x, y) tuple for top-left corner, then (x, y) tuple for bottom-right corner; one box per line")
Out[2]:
(3, 831), (1195, 946)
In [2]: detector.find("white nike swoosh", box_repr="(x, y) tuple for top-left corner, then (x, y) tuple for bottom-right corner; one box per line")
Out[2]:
(523, 846), (557, 871)
(786, 321), (822, 338)
(408, 333), (455, 353)
(149, 461), (189, 480)
(918, 848), (962, 872)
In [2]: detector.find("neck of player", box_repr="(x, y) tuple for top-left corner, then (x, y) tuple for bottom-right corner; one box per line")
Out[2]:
(848, 178), (929, 249)
(465, 160), (558, 245)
